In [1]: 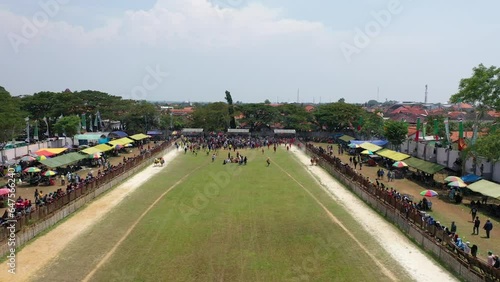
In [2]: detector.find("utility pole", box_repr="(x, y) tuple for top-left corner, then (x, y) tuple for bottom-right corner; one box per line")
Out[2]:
(297, 88), (299, 103)
(25, 117), (30, 152)
(377, 87), (380, 101)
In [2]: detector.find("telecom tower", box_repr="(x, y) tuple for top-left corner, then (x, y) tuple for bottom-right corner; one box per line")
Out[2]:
(424, 85), (428, 104)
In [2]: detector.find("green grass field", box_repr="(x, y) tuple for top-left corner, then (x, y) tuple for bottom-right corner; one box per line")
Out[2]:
(33, 148), (412, 282)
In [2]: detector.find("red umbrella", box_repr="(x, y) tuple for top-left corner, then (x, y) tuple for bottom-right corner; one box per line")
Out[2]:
(0, 188), (11, 196)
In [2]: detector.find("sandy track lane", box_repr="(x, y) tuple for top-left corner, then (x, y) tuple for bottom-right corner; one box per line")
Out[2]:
(0, 149), (179, 282)
(291, 147), (458, 282)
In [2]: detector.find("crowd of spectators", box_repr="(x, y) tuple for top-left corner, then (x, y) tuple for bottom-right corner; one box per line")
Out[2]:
(307, 143), (500, 273)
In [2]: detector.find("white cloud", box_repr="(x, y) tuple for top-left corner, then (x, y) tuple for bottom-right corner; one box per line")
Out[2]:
(1, 0), (335, 52)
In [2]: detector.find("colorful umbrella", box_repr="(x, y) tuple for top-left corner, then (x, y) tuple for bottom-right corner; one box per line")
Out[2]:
(420, 189), (438, 197)
(348, 143), (359, 149)
(361, 150), (373, 155)
(21, 155), (36, 162)
(444, 176), (461, 182)
(89, 153), (101, 159)
(115, 144), (123, 150)
(125, 144), (133, 147)
(24, 167), (41, 173)
(448, 181), (467, 188)
(37, 155), (47, 161)
(393, 161), (408, 168)
(0, 188), (11, 196)
(43, 170), (57, 177)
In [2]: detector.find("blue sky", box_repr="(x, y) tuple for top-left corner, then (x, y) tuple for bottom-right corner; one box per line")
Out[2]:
(1, 0), (499, 104)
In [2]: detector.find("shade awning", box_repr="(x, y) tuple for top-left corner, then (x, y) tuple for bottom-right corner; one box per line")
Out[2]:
(94, 144), (114, 152)
(181, 128), (204, 133)
(404, 157), (445, 175)
(74, 133), (106, 140)
(467, 180), (500, 199)
(376, 149), (410, 161)
(39, 152), (87, 168)
(108, 131), (128, 138)
(36, 148), (67, 155)
(461, 174), (482, 183)
(81, 146), (102, 154)
(108, 137), (135, 146)
(147, 130), (163, 135)
(359, 142), (382, 152)
(339, 135), (355, 142)
(129, 133), (151, 140)
(227, 129), (249, 134)
(274, 129), (296, 134)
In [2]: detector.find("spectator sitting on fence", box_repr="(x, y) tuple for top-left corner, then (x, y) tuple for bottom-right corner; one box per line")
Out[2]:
(488, 251), (495, 266)
(464, 241), (471, 255)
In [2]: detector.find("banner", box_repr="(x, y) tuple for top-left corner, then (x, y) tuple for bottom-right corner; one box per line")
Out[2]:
(43, 117), (50, 137)
(471, 124), (478, 145)
(458, 119), (466, 151)
(422, 122), (427, 138)
(34, 121), (39, 141)
(434, 119), (439, 141)
(94, 112), (98, 130)
(81, 113), (86, 130)
(444, 118), (450, 145)
(357, 116), (363, 132)
(415, 117), (420, 141)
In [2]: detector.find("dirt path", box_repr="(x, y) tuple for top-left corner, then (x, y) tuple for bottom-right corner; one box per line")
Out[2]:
(291, 147), (458, 282)
(0, 149), (179, 282)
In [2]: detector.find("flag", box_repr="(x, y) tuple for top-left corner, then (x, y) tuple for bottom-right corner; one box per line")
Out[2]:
(43, 117), (50, 137)
(458, 119), (466, 151)
(34, 121), (39, 141)
(81, 113), (86, 130)
(471, 124), (478, 145)
(422, 122), (427, 137)
(415, 117), (420, 141)
(88, 114), (93, 132)
(97, 110), (104, 129)
(357, 116), (363, 131)
(94, 112), (98, 130)
(444, 118), (450, 145)
(434, 119), (439, 141)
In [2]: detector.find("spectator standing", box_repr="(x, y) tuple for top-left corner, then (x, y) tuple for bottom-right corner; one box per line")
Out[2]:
(450, 221), (457, 234)
(483, 219), (493, 238)
(470, 205), (477, 222)
(473, 216), (480, 235)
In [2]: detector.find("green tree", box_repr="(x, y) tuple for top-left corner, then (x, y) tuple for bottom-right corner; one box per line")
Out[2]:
(314, 103), (363, 131)
(366, 100), (379, 107)
(338, 98), (345, 103)
(0, 87), (25, 142)
(264, 99), (271, 104)
(121, 101), (159, 133)
(473, 130), (500, 162)
(360, 111), (384, 138)
(53, 115), (80, 144)
(191, 102), (229, 131)
(450, 64), (500, 141)
(384, 120), (408, 149)
(277, 104), (313, 131)
(225, 91), (237, 129)
(237, 103), (280, 131)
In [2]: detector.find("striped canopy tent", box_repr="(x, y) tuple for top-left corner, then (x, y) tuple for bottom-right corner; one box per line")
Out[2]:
(274, 129), (296, 135)
(181, 128), (204, 136)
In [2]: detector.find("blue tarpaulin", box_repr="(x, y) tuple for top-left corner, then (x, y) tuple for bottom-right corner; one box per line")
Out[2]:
(98, 137), (109, 144)
(147, 131), (163, 135)
(350, 140), (388, 147)
(108, 131), (128, 138)
(461, 174), (482, 183)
